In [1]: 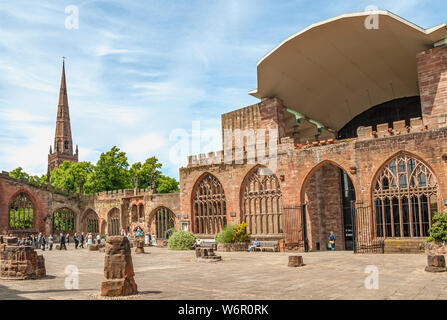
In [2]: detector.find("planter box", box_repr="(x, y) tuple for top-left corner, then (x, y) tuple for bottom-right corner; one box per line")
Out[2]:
(217, 242), (249, 252)
(425, 241), (447, 255)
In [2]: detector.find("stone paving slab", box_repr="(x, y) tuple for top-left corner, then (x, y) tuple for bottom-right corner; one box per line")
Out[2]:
(0, 247), (446, 300)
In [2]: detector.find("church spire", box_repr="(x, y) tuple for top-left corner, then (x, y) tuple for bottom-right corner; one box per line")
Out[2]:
(48, 58), (78, 171)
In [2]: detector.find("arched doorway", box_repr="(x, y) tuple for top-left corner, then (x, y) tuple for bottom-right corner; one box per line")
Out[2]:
(108, 208), (120, 235)
(301, 162), (356, 251)
(153, 207), (176, 239)
(9, 193), (35, 231)
(241, 167), (283, 235)
(372, 153), (438, 238)
(53, 208), (76, 235)
(192, 174), (227, 234)
(82, 209), (99, 234)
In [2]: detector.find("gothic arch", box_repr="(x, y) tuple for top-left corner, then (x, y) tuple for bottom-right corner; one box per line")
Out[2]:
(149, 206), (177, 239)
(240, 165), (283, 235)
(191, 172), (227, 234)
(53, 207), (76, 234)
(299, 160), (358, 203)
(8, 191), (36, 231)
(371, 151), (439, 238)
(107, 208), (121, 235)
(81, 208), (99, 234)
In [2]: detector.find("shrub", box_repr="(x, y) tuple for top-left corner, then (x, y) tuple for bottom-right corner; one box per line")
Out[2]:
(215, 225), (235, 243)
(215, 222), (251, 244)
(233, 222), (251, 242)
(168, 230), (196, 250)
(427, 212), (447, 242)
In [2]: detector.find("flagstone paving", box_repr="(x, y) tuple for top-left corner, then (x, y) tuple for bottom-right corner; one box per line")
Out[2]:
(0, 246), (445, 300)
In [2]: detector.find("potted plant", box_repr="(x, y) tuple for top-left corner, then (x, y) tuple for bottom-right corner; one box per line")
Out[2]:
(320, 140), (327, 146)
(328, 139), (335, 144)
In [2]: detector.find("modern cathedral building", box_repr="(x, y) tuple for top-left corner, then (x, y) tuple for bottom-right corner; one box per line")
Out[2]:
(1, 11), (447, 253)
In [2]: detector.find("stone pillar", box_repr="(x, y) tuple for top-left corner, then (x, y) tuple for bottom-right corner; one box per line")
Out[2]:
(135, 238), (145, 254)
(0, 237), (46, 280)
(417, 45), (447, 129)
(288, 256), (304, 267)
(425, 255), (447, 273)
(101, 236), (138, 296)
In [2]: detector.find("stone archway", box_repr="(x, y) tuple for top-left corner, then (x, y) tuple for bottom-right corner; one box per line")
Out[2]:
(107, 208), (120, 236)
(82, 209), (99, 234)
(300, 162), (356, 251)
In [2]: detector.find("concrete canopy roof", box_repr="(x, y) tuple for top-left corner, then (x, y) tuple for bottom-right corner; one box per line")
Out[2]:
(249, 10), (447, 132)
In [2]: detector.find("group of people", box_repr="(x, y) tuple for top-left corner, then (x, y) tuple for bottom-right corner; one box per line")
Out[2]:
(16, 232), (108, 251)
(121, 228), (158, 246)
(246, 231), (337, 252)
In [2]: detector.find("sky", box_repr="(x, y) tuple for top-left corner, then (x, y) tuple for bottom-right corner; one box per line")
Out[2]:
(0, 0), (446, 179)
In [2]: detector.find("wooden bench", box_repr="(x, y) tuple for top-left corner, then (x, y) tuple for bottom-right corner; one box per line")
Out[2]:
(253, 241), (279, 252)
(200, 239), (217, 250)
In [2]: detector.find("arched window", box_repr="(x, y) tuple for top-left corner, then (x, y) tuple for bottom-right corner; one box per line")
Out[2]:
(108, 208), (120, 236)
(138, 205), (144, 220)
(53, 208), (76, 233)
(131, 205), (138, 223)
(242, 168), (283, 235)
(155, 207), (176, 239)
(82, 209), (99, 233)
(373, 154), (437, 238)
(9, 193), (34, 230)
(193, 174), (226, 234)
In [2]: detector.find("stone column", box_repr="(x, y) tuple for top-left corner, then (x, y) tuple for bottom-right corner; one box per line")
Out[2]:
(101, 236), (138, 296)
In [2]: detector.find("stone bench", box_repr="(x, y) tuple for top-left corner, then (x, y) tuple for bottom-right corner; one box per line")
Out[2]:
(253, 241), (279, 252)
(200, 239), (217, 250)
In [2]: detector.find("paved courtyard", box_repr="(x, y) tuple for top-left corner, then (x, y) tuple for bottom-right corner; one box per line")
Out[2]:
(0, 246), (446, 300)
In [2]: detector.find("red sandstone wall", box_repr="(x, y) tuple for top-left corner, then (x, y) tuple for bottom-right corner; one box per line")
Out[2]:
(417, 45), (447, 129)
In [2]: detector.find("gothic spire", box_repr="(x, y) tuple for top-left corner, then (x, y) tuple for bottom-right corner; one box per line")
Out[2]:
(54, 58), (73, 154)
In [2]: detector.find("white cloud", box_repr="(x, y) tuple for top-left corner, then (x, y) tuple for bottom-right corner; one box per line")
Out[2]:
(123, 132), (167, 162)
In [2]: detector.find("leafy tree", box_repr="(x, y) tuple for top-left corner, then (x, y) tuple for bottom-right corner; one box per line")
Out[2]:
(156, 175), (179, 193)
(50, 161), (95, 193)
(130, 157), (179, 193)
(9, 167), (30, 180)
(9, 167), (47, 187)
(90, 146), (132, 192)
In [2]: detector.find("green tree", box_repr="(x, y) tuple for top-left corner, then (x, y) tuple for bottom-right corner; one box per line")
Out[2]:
(130, 157), (179, 193)
(90, 146), (132, 192)
(9, 167), (30, 180)
(428, 212), (447, 242)
(50, 161), (95, 193)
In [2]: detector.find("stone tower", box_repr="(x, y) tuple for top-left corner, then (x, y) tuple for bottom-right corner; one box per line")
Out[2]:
(48, 60), (78, 172)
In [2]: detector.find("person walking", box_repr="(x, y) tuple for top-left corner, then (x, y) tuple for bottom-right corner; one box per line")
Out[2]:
(39, 234), (46, 251)
(59, 233), (67, 250)
(87, 233), (93, 247)
(74, 233), (79, 249)
(96, 234), (101, 245)
(328, 231), (336, 251)
(80, 232), (85, 248)
(66, 233), (70, 247)
(48, 234), (54, 250)
(37, 233), (42, 249)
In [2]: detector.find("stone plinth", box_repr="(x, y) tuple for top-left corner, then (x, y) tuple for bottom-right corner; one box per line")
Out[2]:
(288, 256), (305, 267)
(88, 244), (99, 251)
(135, 239), (145, 254)
(425, 255), (447, 273)
(101, 236), (138, 296)
(0, 237), (46, 280)
(195, 248), (221, 263)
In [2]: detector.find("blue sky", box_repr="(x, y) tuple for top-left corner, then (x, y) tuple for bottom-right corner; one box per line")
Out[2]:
(0, 0), (446, 179)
